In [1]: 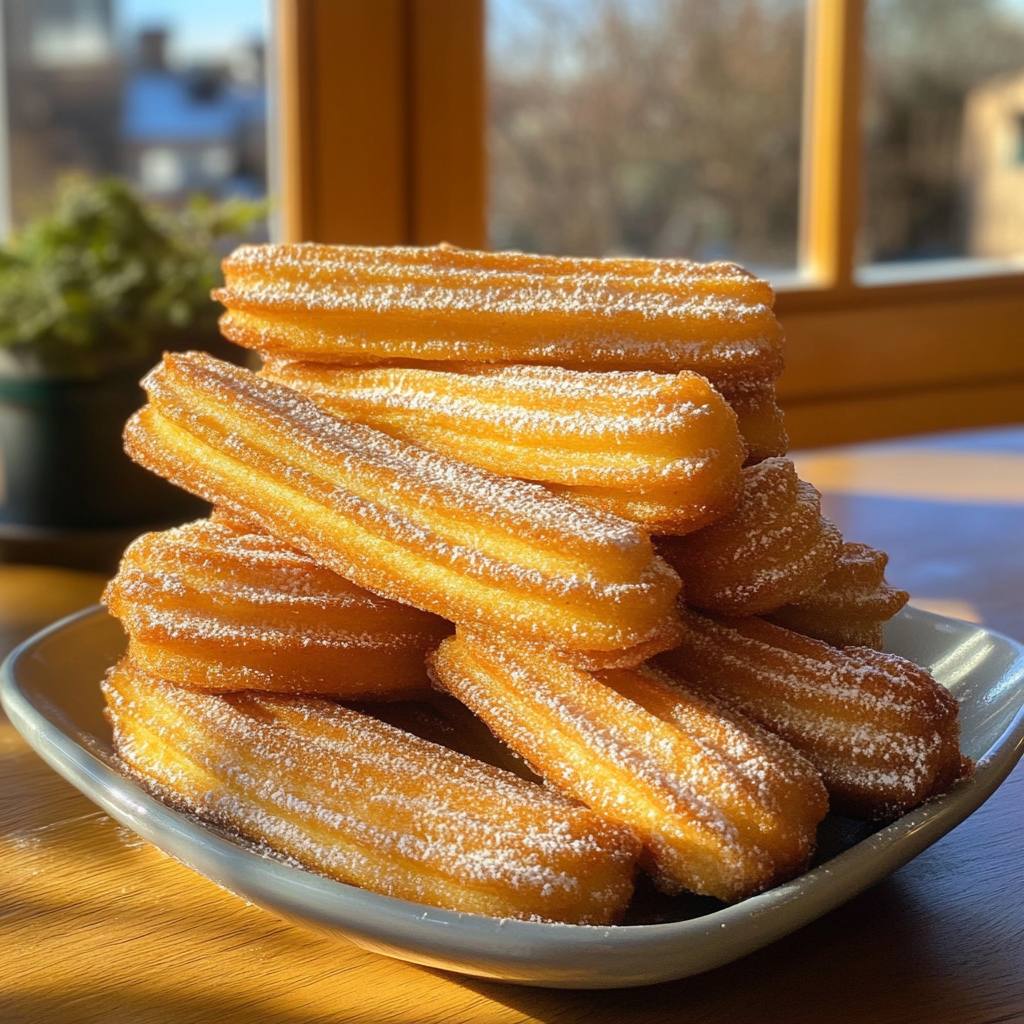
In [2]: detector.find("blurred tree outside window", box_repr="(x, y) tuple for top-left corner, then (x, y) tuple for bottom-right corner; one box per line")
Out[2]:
(5, 0), (1023, 284)
(0, 0), (268, 231)
(488, 0), (806, 279)
(489, 0), (1024, 283)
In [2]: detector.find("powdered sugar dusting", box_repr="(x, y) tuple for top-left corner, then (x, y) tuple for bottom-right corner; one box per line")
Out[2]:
(660, 458), (842, 615)
(658, 612), (967, 819)
(259, 359), (746, 535)
(103, 659), (639, 923)
(765, 542), (910, 648)
(104, 517), (452, 696)
(430, 633), (826, 901)
(213, 244), (784, 383)
(125, 353), (681, 649)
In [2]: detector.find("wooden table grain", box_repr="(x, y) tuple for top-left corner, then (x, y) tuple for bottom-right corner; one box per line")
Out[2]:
(2, 427), (1023, 1024)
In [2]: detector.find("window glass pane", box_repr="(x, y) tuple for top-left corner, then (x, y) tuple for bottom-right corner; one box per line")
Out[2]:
(2, 0), (268, 226)
(861, 0), (1024, 274)
(487, 0), (807, 278)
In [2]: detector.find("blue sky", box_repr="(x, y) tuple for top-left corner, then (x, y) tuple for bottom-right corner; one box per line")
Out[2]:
(116, 0), (1024, 61)
(119, 0), (267, 62)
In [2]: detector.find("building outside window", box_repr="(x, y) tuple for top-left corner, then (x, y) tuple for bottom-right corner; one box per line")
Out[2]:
(0, 0), (268, 230)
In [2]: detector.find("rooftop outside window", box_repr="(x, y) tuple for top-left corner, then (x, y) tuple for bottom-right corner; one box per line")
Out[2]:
(0, 0), (268, 233)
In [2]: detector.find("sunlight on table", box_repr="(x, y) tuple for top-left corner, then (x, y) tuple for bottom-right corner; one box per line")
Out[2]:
(790, 450), (1024, 505)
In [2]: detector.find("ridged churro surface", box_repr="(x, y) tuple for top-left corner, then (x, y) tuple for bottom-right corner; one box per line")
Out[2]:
(765, 542), (909, 649)
(656, 611), (970, 819)
(263, 360), (746, 535)
(717, 378), (788, 463)
(103, 657), (640, 923)
(104, 517), (452, 697)
(429, 632), (827, 902)
(215, 244), (784, 387)
(659, 457), (842, 615)
(123, 353), (682, 652)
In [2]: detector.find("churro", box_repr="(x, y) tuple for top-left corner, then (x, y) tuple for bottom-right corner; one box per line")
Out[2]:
(656, 611), (970, 819)
(659, 457), (842, 615)
(262, 359), (746, 535)
(765, 542), (909, 649)
(104, 516), (452, 697)
(103, 656), (640, 923)
(215, 243), (784, 389)
(429, 631), (827, 902)
(718, 378), (788, 463)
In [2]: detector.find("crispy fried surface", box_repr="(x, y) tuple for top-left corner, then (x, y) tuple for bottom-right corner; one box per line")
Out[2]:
(123, 353), (682, 652)
(429, 632), (827, 902)
(214, 243), (784, 387)
(716, 378), (789, 463)
(261, 360), (746, 536)
(765, 542), (910, 649)
(656, 611), (970, 820)
(549, 623), (688, 671)
(103, 657), (640, 924)
(104, 517), (452, 697)
(659, 458), (842, 615)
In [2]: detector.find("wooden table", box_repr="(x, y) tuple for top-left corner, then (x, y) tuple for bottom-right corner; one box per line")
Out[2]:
(2, 427), (1023, 1024)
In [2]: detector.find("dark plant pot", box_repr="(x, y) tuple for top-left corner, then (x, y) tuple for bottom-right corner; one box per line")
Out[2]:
(0, 367), (207, 530)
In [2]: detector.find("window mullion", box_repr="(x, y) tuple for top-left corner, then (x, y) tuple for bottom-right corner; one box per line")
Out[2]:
(273, 0), (313, 243)
(799, 0), (866, 289)
(409, 0), (486, 249)
(274, 0), (409, 245)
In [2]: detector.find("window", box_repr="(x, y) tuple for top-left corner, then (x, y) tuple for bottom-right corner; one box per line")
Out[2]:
(862, 0), (1024, 273)
(487, 0), (807, 279)
(15, 0), (1013, 450)
(0, 0), (269, 228)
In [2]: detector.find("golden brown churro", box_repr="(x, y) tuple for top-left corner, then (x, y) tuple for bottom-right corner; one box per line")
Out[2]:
(262, 359), (746, 535)
(123, 352), (682, 653)
(104, 656), (640, 923)
(429, 631), (827, 902)
(718, 378), (788, 463)
(104, 517), (452, 697)
(214, 243), (784, 388)
(765, 542), (909, 649)
(659, 457), (842, 615)
(656, 611), (970, 819)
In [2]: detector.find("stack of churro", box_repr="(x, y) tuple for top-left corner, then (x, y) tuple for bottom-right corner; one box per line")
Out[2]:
(102, 243), (970, 925)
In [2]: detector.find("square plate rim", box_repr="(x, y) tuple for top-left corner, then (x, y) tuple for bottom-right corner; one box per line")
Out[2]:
(2, 604), (1023, 989)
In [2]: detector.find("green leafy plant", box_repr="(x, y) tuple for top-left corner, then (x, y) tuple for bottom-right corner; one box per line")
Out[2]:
(0, 177), (265, 378)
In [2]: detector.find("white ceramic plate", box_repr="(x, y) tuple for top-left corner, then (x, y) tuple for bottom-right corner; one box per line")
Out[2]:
(2, 605), (1023, 989)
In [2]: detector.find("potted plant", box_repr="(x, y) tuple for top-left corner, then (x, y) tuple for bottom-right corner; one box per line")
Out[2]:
(0, 177), (261, 564)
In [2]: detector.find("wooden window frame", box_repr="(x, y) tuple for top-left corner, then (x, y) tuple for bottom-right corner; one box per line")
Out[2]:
(274, 0), (1024, 449)
(274, 0), (485, 250)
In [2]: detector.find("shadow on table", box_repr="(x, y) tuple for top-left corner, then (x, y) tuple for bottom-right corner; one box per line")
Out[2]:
(450, 873), (1021, 1024)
